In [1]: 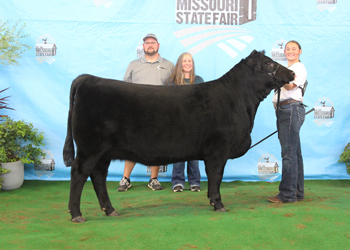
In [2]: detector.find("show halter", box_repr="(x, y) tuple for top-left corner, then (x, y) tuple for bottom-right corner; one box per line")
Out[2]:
(249, 65), (312, 149)
(245, 60), (313, 149)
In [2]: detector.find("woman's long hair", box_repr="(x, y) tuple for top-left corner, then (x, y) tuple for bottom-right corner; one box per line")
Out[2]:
(167, 52), (196, 85)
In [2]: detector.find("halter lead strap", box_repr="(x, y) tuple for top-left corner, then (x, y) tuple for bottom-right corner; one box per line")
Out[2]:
(276, 86), (281, 133)
(244, 60), (283, 130)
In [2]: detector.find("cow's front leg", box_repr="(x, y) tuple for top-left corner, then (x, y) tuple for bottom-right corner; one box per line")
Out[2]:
(90, 158), (119, 217)
(205, 158), (227, 212)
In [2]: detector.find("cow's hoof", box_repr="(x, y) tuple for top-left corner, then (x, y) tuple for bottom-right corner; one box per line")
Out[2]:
(72, 216), (86, 223)
(108, 210), (120, 217)
(214, 207), (227, 212)
(208, 198), (215, 206)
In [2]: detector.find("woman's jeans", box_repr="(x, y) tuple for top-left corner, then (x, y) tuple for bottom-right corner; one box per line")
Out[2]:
(171, 161), (201, 189)
(277, 102), (305, 202)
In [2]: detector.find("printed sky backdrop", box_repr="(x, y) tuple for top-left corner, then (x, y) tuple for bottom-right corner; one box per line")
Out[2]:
(1, 0), (349, 182)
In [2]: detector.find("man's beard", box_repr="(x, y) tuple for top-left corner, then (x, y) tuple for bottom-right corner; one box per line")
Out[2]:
(144, 48), (158, 56)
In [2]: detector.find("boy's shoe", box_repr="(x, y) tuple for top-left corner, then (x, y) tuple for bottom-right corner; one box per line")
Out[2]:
(117, 177), (131, 192)
(190, 186), (201, 192)
(148, 178), (163, 190)
(173, 185), (183, 192)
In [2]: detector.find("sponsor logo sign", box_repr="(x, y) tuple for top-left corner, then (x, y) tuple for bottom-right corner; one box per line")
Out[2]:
(34, 150), (55, 172)
(257, 153), (280, 182)
(317, 0), (337, 12)
(146, 165), (168, 178)
(313, 97), (335, 127)
(35, 34), (57, 64)
(136, 40), (144, 59)
(270, 39), (288, 66)
(174, 1), (256, 58)
(175, 0), (257, 25)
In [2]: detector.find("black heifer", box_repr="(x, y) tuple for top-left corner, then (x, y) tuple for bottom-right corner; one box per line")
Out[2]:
(63, 50), (294, 222)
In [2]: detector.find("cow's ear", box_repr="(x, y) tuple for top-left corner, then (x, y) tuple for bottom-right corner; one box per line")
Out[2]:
(249, 50), (258, 57)
(246, 50), (260, 69)
(260, 50), (266, 55)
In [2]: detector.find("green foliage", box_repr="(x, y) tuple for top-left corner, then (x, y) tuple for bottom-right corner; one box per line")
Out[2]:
(0, 117), (45, 165)
(0, 87), (14, 117)
(0, 162), (10, 190)
(339, 142), (350, 175)
(0, 19), (31, 65)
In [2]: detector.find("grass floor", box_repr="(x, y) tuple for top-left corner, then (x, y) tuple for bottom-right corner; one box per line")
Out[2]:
(1, 180), (350, 249)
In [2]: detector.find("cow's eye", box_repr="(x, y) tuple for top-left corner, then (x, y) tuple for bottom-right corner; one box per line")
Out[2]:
(265, 62), (271, 67)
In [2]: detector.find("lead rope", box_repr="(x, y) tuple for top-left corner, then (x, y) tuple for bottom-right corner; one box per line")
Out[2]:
(249, 107), (314, 149)
(246, 61), (311, 149)
(276, 86), (281, 133)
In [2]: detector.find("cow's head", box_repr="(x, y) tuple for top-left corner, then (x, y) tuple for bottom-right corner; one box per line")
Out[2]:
(246, 50), (295, 87)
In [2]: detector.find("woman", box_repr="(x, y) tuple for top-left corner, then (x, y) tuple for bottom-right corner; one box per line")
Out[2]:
(268, 41), (307, 203)
(168, 52), (204, 192)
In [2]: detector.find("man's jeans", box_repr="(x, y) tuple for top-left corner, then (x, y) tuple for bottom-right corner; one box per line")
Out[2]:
(171, 161), (201, 189)
(277, 102), (305, 202)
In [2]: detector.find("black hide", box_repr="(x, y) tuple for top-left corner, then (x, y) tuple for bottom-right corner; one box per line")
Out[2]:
(63, 50), (295, 222)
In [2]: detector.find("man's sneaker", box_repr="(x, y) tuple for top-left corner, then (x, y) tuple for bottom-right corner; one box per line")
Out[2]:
(173, 185), (183, 192)
(148, 178), (163, 191)
(190, 186), (201, 192)
(117, 177), (131, 192)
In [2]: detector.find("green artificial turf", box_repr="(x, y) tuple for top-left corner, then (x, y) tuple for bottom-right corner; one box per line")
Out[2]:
(1, 180), (350, 249)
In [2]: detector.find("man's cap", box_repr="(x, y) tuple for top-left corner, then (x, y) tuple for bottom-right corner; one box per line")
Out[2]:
(143, 33), (158, 42)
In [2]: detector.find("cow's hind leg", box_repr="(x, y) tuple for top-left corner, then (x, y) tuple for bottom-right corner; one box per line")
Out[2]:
(69, 158), (89, 223)
(204, 158), (227, 212)
(90, 158), (119, 217)
(69, 153), (105, 223)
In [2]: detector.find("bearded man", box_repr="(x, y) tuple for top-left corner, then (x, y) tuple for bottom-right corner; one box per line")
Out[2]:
(118, 33), (174, 192)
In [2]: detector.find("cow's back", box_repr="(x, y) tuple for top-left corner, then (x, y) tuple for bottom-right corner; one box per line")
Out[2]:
(71, 75), (247, 165)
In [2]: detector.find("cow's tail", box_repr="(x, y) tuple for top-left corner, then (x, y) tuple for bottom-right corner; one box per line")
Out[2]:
(63, 75), (82, 167)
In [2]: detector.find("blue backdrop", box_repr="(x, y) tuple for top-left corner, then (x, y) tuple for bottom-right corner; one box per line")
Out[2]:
(1, 0), (349, 182)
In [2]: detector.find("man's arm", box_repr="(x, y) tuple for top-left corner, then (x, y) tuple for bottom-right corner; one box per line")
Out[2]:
(123, 63), (133, 83)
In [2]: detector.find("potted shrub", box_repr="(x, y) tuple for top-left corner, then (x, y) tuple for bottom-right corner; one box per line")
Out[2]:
(339, 143), (350, 175)
(0, 161), (9, 190)
(0, 87), (13, 189)
(0, 19), (34, 190)
(0, 117), (45, 190)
